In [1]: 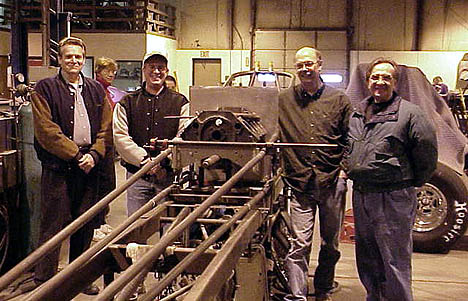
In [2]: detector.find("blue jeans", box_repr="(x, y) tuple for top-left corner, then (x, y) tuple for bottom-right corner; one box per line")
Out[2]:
(353, 187), (416, 301)
(284, 178), (347, 301)
(126, 171), (171, 217)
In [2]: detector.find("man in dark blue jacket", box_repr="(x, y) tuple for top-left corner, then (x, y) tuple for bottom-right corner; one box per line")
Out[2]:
(344, 58), (438, 301)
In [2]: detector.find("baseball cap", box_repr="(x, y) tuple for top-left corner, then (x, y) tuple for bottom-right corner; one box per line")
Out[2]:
(143, 51), (168, 65)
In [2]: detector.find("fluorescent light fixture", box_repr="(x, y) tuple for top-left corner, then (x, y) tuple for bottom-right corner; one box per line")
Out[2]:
(321, 74), (343, 83)
(257, 73), (276, 82)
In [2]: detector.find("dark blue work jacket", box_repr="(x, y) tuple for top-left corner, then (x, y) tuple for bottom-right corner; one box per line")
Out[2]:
(345, 95), (438, 192)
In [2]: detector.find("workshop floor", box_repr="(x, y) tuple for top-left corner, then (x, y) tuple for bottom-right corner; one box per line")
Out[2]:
(16, 162), (468, 300)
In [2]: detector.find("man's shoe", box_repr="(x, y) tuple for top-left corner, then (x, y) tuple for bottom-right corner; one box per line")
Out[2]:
(311, 281), (340, 296)
(329, 281), (340, 294)
(315, 293), (332, 301)
(82, 283), (100, 295)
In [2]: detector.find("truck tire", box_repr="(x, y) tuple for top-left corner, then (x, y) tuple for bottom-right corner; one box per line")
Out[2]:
(413, 163), (468, 253)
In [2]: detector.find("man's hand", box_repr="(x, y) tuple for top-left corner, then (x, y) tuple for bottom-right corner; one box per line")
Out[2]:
(78, 153), (95, 174)
(147, 163), (167, 181)
(335, 171), (348, 201)
(141, 158), (168, 182)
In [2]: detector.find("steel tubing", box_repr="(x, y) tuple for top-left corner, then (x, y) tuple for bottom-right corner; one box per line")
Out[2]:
(115, 206), (191, 301)
(0, 148), (172, 292)
(184, 210), (263, 300)
(157, 139), (337, 148)
(141, 179), (274, 301)
(96, 148), (268, 301)
(159, 282), (194, 301)
(160, 216), (231, 225)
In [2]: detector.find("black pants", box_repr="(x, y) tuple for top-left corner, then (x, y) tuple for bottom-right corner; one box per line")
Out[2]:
(34, 165), (100, 282)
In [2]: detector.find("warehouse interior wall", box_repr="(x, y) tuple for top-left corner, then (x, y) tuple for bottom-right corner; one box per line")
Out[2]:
(351, 50), (467, 90)
(175, 49), (250, 98)
(1, 0), (468, 94)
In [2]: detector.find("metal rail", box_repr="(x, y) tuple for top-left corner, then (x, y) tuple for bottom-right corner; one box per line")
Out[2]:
(156, 139), (338, 149)
(96, 148), (268, 300)
(0, 148), (172, 293)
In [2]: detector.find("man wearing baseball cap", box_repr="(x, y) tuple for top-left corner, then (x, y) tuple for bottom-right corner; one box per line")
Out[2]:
(113, 50), (189, 234)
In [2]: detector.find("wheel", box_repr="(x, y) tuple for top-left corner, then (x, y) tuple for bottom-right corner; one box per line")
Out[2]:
(0, 203), (9, 272)
(413, 163), (468, 253)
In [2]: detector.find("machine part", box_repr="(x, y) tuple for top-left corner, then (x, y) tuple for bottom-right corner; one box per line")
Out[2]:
(190, 86), (279, 141)
(202, 154), (222, 168)
(159, 282), (194, 301)
(269, 210), (292, 295)
(182, 210), (264, 300)
(0, 117), (15, 153)
(182, 110), (267, 143)
(233, 246), (269, 301)
(414, 183), (447, 233)
(142, 180), (274, 300)
(180, 109), (270, 184)
(2, 86), (304, 299)
(166, 139), (336, 185)
(116, 243), (152, 301)
(116, 206), (190, 301)
(0, 204), (9, 271)
(97, 149), (268, 300)
(0, 151), (18, 191)
(413, 163), (468, 253)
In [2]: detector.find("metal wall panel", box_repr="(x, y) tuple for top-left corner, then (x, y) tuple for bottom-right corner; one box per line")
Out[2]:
(353, 0), (415, 51)
(256, 0), (298, 28)
(317, 31), (347, 50)
(254, 31), (285, 50)
(301, 0), (347, 28)
(320, 50), (347, 70)
(179, 0), (231, 49)
(420, 0), (468, 51)
(285, 31), (317, 50)
(256, 0), (347, 29)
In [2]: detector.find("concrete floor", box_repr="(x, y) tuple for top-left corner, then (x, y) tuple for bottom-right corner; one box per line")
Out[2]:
(16, 162), (468, 300)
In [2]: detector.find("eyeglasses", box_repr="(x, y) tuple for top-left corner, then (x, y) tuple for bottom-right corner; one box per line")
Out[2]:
(102, 69), (117, 75)
(145, 64), (167, 72)
(369, 74), (393, 82)
(295, 61), (320, 70)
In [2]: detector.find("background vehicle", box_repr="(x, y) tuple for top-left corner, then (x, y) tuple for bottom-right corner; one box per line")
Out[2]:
(223, 68), (295, 91)
(448, 52), (468, 136)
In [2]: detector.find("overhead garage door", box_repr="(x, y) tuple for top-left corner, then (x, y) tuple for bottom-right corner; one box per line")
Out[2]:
(253, 30), (349, 89)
